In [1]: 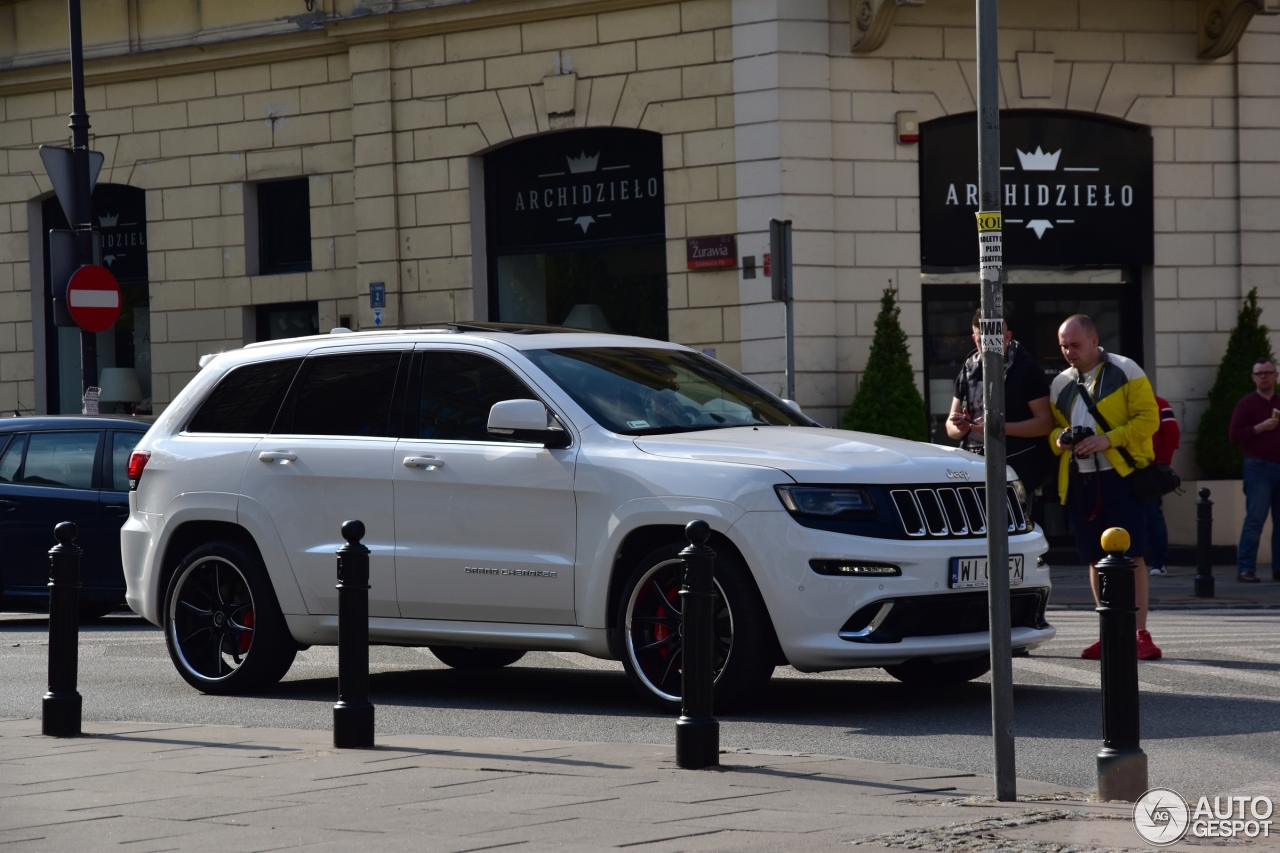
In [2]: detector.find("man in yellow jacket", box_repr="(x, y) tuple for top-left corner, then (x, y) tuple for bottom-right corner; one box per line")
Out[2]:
(1050, 315), (1161, 660)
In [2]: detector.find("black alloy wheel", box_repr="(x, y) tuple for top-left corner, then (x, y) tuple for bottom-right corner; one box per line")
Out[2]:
(616, 541), (775, 713)
(164, 541), (296, 694)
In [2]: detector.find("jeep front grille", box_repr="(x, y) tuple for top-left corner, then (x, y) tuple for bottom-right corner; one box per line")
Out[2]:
(889, 485), (1027, 539)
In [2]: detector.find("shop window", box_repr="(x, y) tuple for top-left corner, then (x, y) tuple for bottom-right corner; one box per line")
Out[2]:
(255, 178), (312, 275)
(256, 301), (319, 342)
(484, 128), (667, 340)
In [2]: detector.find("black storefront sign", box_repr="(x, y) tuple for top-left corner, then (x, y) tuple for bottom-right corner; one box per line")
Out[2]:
(44, 183), (149, 283)
(919, 110), (1153, 269)
(485, 127), (665, 252)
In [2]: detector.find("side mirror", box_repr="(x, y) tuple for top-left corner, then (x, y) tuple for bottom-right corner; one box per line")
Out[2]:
(782, 398), (803, 416)
(487, 399), (571, 448)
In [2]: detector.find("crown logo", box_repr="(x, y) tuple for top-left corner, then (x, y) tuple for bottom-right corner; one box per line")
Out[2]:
(1016, 147), (1061, 171)
(565, 151), (600, 174)
(98, 212), (119, 227)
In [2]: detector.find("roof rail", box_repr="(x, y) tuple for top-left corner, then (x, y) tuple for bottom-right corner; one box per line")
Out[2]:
(446, 321), (591, 335)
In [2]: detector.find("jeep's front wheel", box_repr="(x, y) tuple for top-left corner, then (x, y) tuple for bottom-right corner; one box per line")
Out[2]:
(164, 541), (296, 694)
(616, 542), (775, 713)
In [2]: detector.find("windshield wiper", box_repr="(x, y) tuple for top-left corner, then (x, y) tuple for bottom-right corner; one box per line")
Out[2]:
(623, 424), (729, 436)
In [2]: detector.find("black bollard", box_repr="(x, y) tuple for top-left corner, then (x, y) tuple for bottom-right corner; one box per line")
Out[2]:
(1194, 488), (1215, 598)
(1095, 527), (1148, 802)
(333, 520), (374, 749)
(43, 522), (82, 737)
(676, 520), (719, 770)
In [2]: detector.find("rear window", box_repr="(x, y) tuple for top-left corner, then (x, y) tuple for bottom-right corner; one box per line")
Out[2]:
(187, 358), (302, 434)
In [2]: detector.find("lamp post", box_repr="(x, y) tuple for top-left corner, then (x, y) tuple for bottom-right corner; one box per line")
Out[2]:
(975, 0), (1015, 802)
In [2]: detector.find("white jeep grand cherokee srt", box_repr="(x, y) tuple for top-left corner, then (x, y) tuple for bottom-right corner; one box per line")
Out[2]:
(122, 323), (1053, 710)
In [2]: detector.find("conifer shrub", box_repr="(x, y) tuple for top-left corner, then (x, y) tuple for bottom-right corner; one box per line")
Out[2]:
(843, 287), (928, 441)
(1195, 288), (1275, 479)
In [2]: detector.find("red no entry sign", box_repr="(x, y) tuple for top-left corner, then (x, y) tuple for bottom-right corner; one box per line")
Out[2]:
(66, 265), (121, 333)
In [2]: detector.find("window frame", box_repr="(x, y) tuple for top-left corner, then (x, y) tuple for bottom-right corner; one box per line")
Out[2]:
(401, 346), (572, 447)
(11, 430), (105, 491)
(271, 347), (410, 439)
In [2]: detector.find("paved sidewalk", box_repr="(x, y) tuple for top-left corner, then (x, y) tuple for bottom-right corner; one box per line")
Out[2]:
(1049, 564), (1280, 609)
(0, 717), (1185, 852)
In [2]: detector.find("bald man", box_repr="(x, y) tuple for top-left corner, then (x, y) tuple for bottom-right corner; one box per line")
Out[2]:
(1049, 315), (1162, 660)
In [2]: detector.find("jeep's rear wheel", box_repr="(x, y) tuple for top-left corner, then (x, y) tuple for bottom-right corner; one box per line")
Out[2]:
(164, 541), (296, 694)
(429, 646), (526, 670)
(616, 542), (775, 713)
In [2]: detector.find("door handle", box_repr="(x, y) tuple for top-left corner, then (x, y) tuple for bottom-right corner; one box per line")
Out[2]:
(0, 499), (17, 510)
(403, 456), (444, 469)
(104, 505), (129, 515)
(258, 451), (298, 463)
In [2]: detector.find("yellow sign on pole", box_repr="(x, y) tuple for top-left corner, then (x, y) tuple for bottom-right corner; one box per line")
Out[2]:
(976, 211), (1003, 232)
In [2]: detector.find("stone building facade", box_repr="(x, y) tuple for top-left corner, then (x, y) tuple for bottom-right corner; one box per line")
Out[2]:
(0, 0), (1278, 482)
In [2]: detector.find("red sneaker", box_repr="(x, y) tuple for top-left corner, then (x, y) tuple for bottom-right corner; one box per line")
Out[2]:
(1136, 630), (1162, 660)
(1081, 639), (1102, 660)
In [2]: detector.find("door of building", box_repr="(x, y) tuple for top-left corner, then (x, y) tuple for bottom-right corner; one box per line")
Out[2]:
(921, 278), (1144, 544)
(41, 184), (150, 415)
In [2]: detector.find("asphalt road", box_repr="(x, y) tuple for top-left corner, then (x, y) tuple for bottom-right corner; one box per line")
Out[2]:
(2, 608), (1277, 800)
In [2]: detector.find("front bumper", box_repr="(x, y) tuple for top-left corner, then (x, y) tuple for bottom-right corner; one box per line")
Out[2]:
(730, 510), (1055, 672)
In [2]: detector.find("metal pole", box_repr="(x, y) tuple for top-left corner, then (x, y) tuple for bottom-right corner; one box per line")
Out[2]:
(67, 0), (96, 397)
(1095, 527), (1148, 801)
(43, 522), (82, 737)
(784, 223), (795, 401)
(675, 520), (719, 769)
(1194, 488), (1215, 598)
(975, 0), (1015, 802)
(333, 519), (374, 749)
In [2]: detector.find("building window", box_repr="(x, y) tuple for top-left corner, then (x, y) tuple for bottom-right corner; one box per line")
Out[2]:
(256, 178), (312, 275)
(256, 301), (319, 342)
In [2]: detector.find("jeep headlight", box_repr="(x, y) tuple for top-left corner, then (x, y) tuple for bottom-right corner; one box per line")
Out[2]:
(775, 485), (875, 517)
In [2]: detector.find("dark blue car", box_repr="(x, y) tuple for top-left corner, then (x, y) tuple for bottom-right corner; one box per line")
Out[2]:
(0, 416), (151, 619)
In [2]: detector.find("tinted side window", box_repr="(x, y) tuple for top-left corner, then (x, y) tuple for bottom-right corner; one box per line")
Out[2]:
(287, 352), (402, 437)
(188, 358), (302, 434)
(21, 432), (100, 489)
(110, 431), (144, 491)
(0, 434), (25, 483)
(417, 351), (536, 441)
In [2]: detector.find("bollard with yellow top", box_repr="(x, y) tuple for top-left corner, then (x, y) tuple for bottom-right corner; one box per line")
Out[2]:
(1094, 527), (1148, 802)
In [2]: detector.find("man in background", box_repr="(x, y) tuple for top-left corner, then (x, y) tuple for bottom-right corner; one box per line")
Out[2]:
(946, 310), (1055, 496)
(1050, 315), (1161, 660)
(1228, 358), (1280, 583)
(1146, 396), (1180, 576)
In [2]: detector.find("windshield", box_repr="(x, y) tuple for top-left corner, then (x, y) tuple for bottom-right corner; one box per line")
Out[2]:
(525, 347), (807, 435)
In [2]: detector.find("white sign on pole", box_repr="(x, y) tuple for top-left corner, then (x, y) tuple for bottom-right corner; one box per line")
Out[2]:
(39, 145), (104, 225)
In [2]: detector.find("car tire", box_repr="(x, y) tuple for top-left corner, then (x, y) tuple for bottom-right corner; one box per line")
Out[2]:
(429, 646), (526, 670)
(615, 540), (775, 714)
(163, 540), (296, 695)
(883, 654), (991, 685)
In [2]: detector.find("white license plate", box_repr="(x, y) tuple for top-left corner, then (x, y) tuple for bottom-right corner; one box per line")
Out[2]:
(949, 555), (1025, 589)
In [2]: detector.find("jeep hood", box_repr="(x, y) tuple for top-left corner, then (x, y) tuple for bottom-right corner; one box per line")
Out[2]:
(634, 426), (1004, 485)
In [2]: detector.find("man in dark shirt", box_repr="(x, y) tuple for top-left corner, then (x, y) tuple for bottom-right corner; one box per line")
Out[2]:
(945, 311), (1055, 493)
(1228, 357), (1280, 582)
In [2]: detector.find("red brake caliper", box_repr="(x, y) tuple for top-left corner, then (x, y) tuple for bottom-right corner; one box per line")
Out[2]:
(651, 583), (679, 658)
(239, 608), (254, 654)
